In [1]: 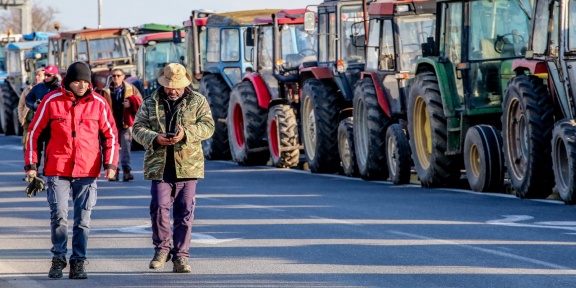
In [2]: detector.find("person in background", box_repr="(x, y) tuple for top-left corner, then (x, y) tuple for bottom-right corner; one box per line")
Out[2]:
(133, 63), (214, 273)
(17, 67), (44, 158)
(24, 65), (61, 173)
(24, 62), (119, 280)
(102, 68), (142, 181)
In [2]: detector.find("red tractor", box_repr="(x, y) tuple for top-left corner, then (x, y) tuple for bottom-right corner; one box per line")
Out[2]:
(47, 28), (136, 94)
(299, 0), (368, 174)
(184, 10), (216, 92)
(351, 0), (435, 183)
(227, 9), (316, 167)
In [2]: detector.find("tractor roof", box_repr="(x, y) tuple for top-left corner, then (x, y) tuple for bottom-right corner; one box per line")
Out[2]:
(6, 40), (47, 51)
(22, 31), (57, 41)
(57, 28), (131, 40)
(252, 9), (309, 25)
(207, 9), (283, 26)
(369, 0), (436, 16)
(133, 23), (182, 35)
(135, 30), (185, 45)
(24, 42), (48, 58)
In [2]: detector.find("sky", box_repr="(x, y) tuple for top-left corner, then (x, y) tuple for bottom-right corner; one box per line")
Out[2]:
(36, 0), (322, 31)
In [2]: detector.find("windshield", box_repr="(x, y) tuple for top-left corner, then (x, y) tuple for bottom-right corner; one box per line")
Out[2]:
(341, 5), (365, 64)
(468, 0), (531, 60)
(398, 15), (435, 71)
(77, 36), (132, 62)
(280, 24), (317, 68)
(145, 41), (185, 83)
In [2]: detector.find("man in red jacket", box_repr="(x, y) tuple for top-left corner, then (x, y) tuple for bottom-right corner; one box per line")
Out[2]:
(24, 61), (119, 280)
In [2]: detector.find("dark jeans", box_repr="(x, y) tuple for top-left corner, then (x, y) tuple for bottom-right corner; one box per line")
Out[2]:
(150, 180), (197, 258)
(46, 176), (97, 261)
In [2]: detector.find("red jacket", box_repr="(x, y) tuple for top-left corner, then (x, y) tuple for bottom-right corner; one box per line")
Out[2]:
(123, 95), (142, 127)
(25, 87), (119, 177)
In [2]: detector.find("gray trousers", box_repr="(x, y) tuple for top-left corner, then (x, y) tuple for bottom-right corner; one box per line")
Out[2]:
(120, 127), (132, 171)
(46, 176), (97, 261)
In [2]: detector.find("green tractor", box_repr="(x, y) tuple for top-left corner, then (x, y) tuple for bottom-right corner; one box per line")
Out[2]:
(408, 0), (532, 192)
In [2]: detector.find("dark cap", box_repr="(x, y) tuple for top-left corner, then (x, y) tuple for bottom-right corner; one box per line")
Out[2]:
(64, 62), (91, 88)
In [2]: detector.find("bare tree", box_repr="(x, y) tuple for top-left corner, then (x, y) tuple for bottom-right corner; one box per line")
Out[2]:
(0, 1), (61, 34)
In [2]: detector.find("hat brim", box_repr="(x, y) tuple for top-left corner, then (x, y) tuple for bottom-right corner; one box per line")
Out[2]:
(158, 70), (192, 89)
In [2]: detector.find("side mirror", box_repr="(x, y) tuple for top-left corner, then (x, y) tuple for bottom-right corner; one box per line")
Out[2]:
(304, 12), (316, 32)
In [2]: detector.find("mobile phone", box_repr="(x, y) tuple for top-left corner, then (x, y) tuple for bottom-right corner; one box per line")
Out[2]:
(166, 133), (176, 138)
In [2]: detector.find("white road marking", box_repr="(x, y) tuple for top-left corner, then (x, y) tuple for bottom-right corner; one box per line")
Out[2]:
(389, 230), (572, 270)
(487, 215), (576, 233)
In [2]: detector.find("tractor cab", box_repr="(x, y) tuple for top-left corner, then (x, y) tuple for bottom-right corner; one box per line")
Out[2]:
(251, 9), (317, 100)
(134, 31), (186, 97)
(5, 41), (48, 96)
(47, 28), (136, 94)
(184, 10), (216, 90)
(363, 0), (435, 119)
(24, 42), (49, 82)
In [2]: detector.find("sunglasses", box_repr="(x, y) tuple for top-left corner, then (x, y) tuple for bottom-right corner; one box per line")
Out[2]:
(45, 74), (54, 77)
(111, 74), (124, 78)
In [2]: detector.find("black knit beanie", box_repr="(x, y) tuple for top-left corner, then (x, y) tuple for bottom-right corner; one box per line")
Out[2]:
(64, 62), (92, 89)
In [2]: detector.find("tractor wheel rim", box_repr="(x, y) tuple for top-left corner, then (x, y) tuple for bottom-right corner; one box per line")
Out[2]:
(413, 95), (431, 169)
(233, 103), (245, 148)
(303, 96), (316, 160)
(387, 134), (397, 176)
(506, 98), (526, 179)
(555, 137), (569, 193)
(470, 143), (481, 178)
(339, 129), (351, 169)
(270, 118), (279, 158)
(356, 99), (368, 167)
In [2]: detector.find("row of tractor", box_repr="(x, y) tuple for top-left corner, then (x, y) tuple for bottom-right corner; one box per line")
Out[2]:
(186, 0), (576, 206)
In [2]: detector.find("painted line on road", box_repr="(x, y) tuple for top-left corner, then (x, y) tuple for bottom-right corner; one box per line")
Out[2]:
(308, 215), (360, 226)
(388, 230), (572, 270)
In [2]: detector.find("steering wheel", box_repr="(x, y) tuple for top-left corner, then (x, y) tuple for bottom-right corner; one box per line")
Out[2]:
(494, 33), (525, 54)
(299, 49), (316, 57)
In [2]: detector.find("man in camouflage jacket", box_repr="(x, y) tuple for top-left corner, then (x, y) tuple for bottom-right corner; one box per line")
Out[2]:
(132, 63), (214, 273)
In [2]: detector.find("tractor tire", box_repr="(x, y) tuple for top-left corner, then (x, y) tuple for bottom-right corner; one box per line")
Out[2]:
(301, 79), (341, 174)
(386, 123), (411, 185)
(463, 125), (504, 192)
(502, 75), (554, 198)
(13, 106), (23, 136)
(407, 71), (461, 187)
(227, 81), (269, 166)
(353, 78), (390, 180)
(552, 119), (576, 205)
(267, 104), (299, 168)
(338, 117), (358, 177)
(199, 74), (231, 160)
(1, 83), (17, 136)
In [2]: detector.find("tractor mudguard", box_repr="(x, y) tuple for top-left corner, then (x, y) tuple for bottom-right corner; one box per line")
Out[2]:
(360, 71), (391, 118)
(414, 57), (460, 118)
(242, 73), (271, 110)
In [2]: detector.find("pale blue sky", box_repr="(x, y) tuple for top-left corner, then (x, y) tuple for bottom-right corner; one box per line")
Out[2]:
(36, 0), (321, 31)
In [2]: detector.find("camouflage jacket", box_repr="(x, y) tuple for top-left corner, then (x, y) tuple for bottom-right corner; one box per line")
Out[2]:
(132, 88), (214, 180)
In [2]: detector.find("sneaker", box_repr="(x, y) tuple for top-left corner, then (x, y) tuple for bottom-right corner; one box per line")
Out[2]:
(48, 257), (67, 278)
(172, 257), (192, 273)
(69, 259), (87, 279)
(149, 251), (171, 270)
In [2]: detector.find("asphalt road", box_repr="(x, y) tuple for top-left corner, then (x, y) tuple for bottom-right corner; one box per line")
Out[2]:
(1, 135), (576, 288)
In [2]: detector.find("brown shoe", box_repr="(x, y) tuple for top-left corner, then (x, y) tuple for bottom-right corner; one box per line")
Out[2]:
(123, 170), (134, 182)
(149, 251), (171, 270)
(172, 257), (191, 273)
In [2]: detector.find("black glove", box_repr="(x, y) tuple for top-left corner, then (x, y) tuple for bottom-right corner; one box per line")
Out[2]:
(25, 176), (46, 198)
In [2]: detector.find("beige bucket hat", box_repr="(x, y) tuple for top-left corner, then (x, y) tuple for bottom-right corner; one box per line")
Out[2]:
(157, 63), (192, 89)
